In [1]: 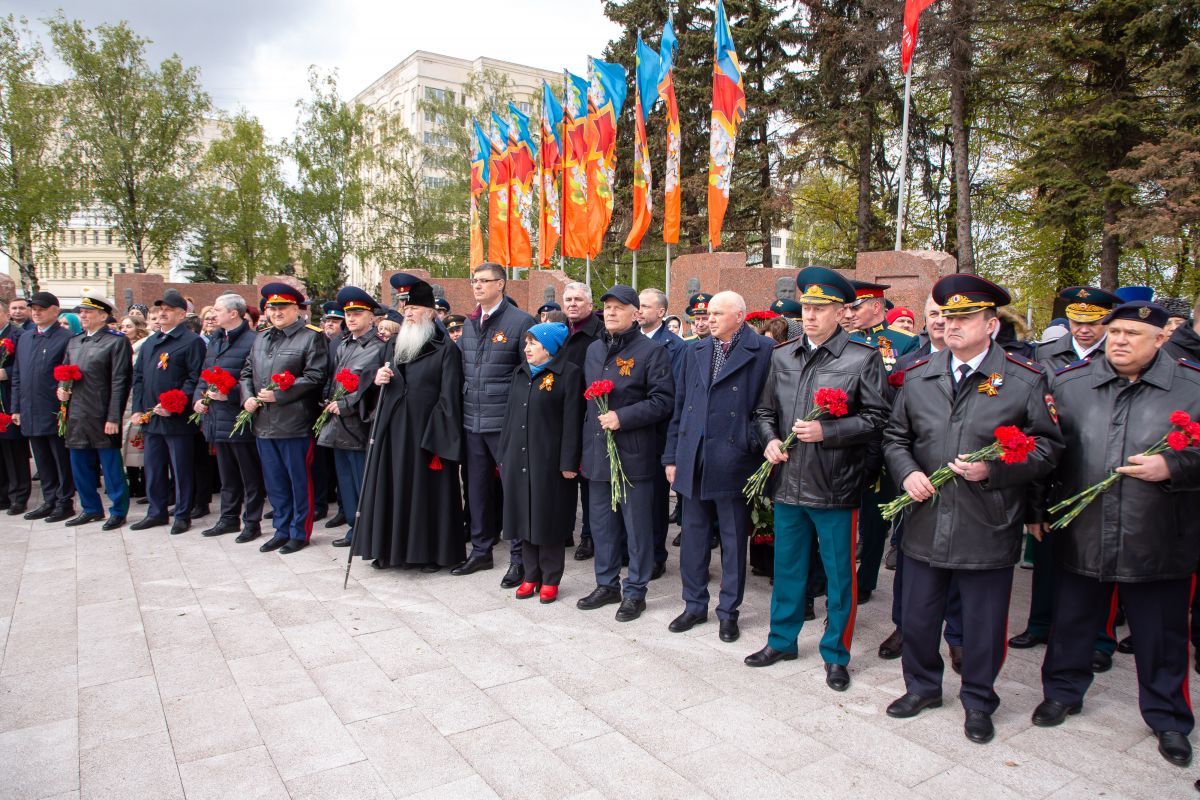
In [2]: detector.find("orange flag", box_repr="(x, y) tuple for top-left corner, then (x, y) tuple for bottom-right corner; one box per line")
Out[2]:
(660, 18), (681, 245)
(561, 72), (590, 259)
(487, 112), (511, 266)
(708, 0), (746, 249)
(624, 34), (660, 252)
(584, 58), (627, 257)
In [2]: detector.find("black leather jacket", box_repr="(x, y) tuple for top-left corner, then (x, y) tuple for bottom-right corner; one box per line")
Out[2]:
(238, 319), (330, 439)
(315, 328), (386, 451)
(1047, 353), (1200, 582)
(883, 345), (1064, 569)
(1034, 332), (1104, 371)
(62, 329), (133, 449)
(753, 327), (889, 508)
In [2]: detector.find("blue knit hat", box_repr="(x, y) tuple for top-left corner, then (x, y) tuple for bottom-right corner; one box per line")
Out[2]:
(527, 322), (568, 357)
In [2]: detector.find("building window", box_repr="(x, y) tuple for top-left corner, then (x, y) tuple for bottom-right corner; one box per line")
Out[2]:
(69, 230), (76, 245)
(106, 263), (113, 277)
(772, 255), (780, 266)
(771, 236), (781, 249)
(92, 230), (99, 245)
(106, 230), (113, 245)
(518, 101), (532, 114)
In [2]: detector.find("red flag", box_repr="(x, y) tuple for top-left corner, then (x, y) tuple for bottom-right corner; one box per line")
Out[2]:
(901, 0), (936, 74)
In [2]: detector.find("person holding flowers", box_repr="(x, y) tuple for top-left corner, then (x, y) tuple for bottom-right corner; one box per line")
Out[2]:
(59, 292), (132, 530)
(191, 293), (264, 543)
(881, 274), (1062, 744)
(12, 291), (76, 522)
(497, 322), (583, 602)
(315, 287), (385, 550)
(745, 268), (889, 693)
(0, 297), (30, 516)
(576, 285), (675, 623)
(239, 282), (330, 554)
(1034, 300), (1200, 768)
(129, 289), (207, 534)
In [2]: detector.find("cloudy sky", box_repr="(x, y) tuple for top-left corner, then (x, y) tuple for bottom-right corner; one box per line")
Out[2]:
(15, 0), (621, 141)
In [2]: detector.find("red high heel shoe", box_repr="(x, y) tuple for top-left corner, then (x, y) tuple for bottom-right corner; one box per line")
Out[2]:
(515, 581), (539, 599)
(539, 585), (559, 604)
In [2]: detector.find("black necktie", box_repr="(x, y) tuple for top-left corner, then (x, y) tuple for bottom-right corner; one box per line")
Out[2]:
(954, 363), (972, 386)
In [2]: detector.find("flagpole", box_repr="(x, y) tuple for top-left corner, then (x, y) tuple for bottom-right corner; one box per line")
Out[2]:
(632, 250), (638, 291)
(586, 255), (591, 288)
(560, 71), (568, 275)
(665, 244), (671, 301)
(894, 68), (913, 251)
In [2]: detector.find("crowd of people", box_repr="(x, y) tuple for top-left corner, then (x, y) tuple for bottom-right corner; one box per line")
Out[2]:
(9, 263), (1200, 767)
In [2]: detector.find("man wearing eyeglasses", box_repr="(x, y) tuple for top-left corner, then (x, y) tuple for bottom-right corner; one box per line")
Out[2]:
(451, 262), (535, 587)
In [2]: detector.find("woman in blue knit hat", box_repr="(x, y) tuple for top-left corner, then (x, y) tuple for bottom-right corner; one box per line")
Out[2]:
(498, 322), (583, 603)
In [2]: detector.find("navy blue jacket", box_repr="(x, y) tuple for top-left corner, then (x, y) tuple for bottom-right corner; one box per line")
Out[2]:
(581, 325), (675, 483)
(12, 323), (72, 437)
(663, 325), (774, 499)
(0, 323), (24, 440)
(647, 323), (686, 380)
(194, 321), (256, 442)
(132, 325), (207, 436)
(458, 299), (535, 433)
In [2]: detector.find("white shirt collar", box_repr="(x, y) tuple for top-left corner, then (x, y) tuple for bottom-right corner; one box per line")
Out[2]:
(950, 346), (990, 377)
(929, 343), (942, 354)
(1072, 334), (1105, 360)
(641, 322), (662, 338)
(481, 300), (504, 319)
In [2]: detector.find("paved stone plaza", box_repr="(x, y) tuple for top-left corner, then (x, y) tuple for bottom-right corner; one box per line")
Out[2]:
(1, 507), (1196, 799)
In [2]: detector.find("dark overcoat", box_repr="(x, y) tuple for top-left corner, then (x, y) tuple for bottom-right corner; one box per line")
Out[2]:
(62, 329), (132, 449)
(131, 325), (207, 436)
(193, 321), (256, 442)
(13, 324), (74, 437)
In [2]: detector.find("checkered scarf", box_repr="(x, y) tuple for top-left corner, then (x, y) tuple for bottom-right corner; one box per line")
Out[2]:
(711, 326), (743, 382)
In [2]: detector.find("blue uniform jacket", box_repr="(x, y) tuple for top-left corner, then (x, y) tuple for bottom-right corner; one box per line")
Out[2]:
(12, 323), (72, 437)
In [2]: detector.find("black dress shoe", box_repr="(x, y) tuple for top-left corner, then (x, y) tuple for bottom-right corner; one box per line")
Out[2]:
(312, 507), (328, 522)
(280, 540), (307, 554)
(719, 619), (740, 643)
(136, 497), (148, 504)
(6, 504), (26, 515)
(331, 535), (352, 547)
(371, 559), (389, 569)
(949, 645), (963, 675)
(878, 628), (903, 660)
(325, 511), (346, 528)
(615, 596), (646, 622)
(500, 563), (524, 588)
(886, 693), (943, 718)
(1090, 650), (1113, 673)
(857, 589), (872, 605)
(45, 506), (74, 523)
(202, 519), (240, 537)
(421, 564), (441, 573)
(672, 532), (682, 547)
(744, 645), (798, 668)
(450, 554), (494, 576)
(259, 535), (288, 552)
(1031, 699), (1081, 727)
(825, 663), (850, 692)
(574, 538), (594, 561)
(101, 515), (126, 531)
(576, 586), (622, 610)
(129, 516), (168, 531)
(804, 598), (815, 621)
(650, 562), (666, 580)
(964, 709), (994, 744)
(264, 509), (274, 519)
(188, 505), (210, 519)
(170, 519), (190, 535)
(65, 511), (104, 527)
(1008, 629), (1048, 649)
(668, 611), (707, 633)
(1157, 730), (1193, 767)
(235, 525), (261, 543)
(1117, 635), (1134, 654)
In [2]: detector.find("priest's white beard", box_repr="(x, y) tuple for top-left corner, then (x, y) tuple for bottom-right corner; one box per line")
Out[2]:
(393, 316), (435, 363)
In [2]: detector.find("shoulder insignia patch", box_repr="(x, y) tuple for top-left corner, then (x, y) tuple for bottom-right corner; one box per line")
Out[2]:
(904, 356), (932, 372)
(1044, 393), (1059, 425)
(845, 338), (876, 350)
(1005, 353), (1045, 373)
(108, 328), (125, 336)
(1179, 359), (1200, 372)
(305, 324), (322, 333)
(1055, 359), (1091, 376)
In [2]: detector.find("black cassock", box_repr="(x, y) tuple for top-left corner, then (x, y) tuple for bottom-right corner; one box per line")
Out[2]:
(352, 328), (466, 567)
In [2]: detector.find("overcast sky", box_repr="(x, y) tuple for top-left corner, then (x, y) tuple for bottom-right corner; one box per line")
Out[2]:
(15, 0), (621, 141)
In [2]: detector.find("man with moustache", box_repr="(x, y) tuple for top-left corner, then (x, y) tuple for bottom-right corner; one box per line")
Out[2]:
(561, 281), (605, 561)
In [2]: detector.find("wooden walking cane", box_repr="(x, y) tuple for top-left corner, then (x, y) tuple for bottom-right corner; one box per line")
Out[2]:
(343, 348), (395, 590)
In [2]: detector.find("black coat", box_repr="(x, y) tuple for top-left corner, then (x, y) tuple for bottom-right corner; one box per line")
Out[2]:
(581, 324), (675, 482)
(352, 327), (465, 567)
(315, 329), (386, 451)
(1165, 323), (1200, 361)
(131, 325), (207, 436)
(1047, 353), (1200, 582)
(883, 345), (1064, 570)
(458, 300), (535, 433)
(499, 357), (584, 546)
(194, 322), (256, 442)
(62, 329), (133, 449)
(238, 320), (330, 439)
(1034, 333), (1104, 371)
(753, 326), (890, 508)
(13, 324), (77, 437)
(664, 326), (773, 499)
(561, 312), (604, 373)
(0, 323), (23, 439)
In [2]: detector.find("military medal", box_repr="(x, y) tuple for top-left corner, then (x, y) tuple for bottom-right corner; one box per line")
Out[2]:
(977, 372), (1003, 396)
(616, 357), (635, 377)
(876, 335), (896, 367)
(539, 373), (554, 391)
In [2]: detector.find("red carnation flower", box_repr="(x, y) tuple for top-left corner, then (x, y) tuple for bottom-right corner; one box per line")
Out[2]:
(887, 371), (905, 389)
(1170, 410), (1192, 427)
(53, 364), (82, 382)
(813, 387), (849, 417)
(429, 455), (443, 471)
(201, 366), (237, 395)
(584, 380), (615, 401)
(335, 369), (360, 393)
(0, 339), (14, 356)
(158, 389), (189, 415)
(1187, 422), (1200, 446)
(1168, 430), (1190, 451)
(994, 425), (1037, 464)
(0, 412), (13, 433)
(271, 371), (296, 392)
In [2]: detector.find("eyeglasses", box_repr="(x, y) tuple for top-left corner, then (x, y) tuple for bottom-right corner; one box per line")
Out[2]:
(468, 278), (502, 286)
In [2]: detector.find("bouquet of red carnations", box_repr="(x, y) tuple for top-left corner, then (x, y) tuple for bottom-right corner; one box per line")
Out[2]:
(879, 425), (1038, 521)
(1049, 410), (1200, 530)
(743, 388), (850, 499)
(158, 389), (190, 416)
(584, 380), (629, 510)
(53, 364), (83, 437)
(231, 370), (295, 437)
(313, 369), (360, 436)
(188, 366), (238, 425)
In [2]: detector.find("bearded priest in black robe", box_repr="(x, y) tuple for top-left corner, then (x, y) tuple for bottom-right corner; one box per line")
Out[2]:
(351, 278), (466, 570)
